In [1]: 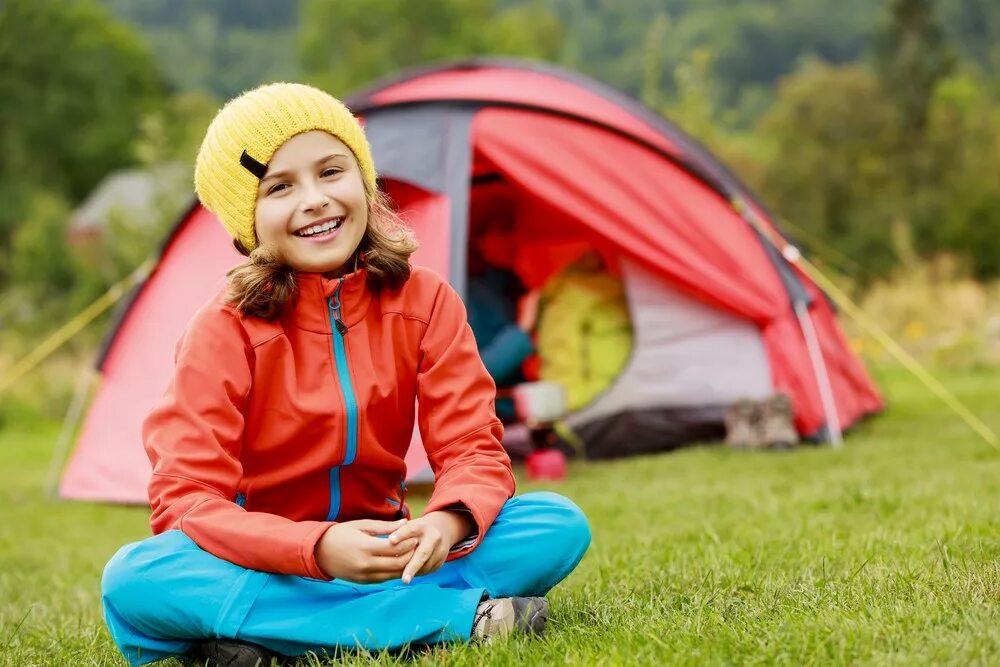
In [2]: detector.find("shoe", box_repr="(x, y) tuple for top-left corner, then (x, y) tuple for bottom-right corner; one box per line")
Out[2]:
(191, 639), (281, 667)
(759, 393), (799, 449)
(724, 399), (760, 449)
(471, 596), (548, 640)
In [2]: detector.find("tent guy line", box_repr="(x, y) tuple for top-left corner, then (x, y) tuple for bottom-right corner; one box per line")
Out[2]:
(796, 252), (998, 450)
(732, 196), (999, 451)
(0, 257), (154, 398)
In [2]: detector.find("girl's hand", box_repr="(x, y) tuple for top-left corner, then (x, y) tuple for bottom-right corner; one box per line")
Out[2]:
(388, 510), (474, 583)
(315, 518), (418, 583)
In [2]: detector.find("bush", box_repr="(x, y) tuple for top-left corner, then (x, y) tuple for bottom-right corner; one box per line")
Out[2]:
(845, 255), (1000, 369)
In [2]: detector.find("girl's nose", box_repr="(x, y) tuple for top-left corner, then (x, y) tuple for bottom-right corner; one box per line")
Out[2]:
(300, 182), (330, 213)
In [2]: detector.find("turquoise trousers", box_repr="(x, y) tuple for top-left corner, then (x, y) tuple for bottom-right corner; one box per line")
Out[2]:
(102, 492), (591, 666)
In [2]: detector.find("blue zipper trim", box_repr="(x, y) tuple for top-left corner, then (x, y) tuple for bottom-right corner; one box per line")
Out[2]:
(328, 467), (342, 520)
(234, 491), (246, 508)
(325, 279), (359, 521)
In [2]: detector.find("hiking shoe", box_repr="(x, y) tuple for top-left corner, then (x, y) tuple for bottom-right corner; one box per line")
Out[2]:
(760, 393), (799, 449)
(472, 596), (548, 640)
(191, 639), (281, 667)
(724, 399), (760, 449)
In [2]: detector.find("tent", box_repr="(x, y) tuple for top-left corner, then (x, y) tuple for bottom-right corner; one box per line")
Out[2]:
(60, 59), (883, 503)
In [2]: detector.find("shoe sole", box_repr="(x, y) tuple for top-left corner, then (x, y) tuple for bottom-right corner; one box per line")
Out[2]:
(519, 597), (549, 635)
(194, 640), (279, 667)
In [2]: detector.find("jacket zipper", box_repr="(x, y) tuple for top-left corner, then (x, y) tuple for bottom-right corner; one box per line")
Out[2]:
(326, 278), (359, 521)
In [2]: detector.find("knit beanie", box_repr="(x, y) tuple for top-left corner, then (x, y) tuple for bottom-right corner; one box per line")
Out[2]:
(194, 82), (376, 251)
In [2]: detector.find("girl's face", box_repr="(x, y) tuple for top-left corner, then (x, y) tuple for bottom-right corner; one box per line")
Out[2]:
(254, 130), (368, 274)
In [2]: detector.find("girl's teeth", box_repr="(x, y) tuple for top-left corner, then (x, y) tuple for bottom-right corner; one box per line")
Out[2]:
(299, 219), (342, 236)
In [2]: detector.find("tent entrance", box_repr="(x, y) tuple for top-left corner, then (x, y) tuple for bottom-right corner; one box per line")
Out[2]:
(465, 158), (774, 458)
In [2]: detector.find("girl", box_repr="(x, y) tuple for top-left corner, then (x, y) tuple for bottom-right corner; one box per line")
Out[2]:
(100, 83), (591, 667)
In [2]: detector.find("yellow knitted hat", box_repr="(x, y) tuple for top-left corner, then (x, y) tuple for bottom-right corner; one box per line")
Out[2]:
(194, 82), (376, 251)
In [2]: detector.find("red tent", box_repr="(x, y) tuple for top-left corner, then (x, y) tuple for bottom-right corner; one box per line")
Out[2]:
(61, 59), (882, 503)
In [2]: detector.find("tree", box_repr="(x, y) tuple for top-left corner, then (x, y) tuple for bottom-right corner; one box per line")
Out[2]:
(920, 72), (1000, 278)
(298, 0), (564, 95)
(0, 0), (164, 286)
(875, 0), (956, 136)
(873, 0), (957, 267)
(758, 61), (903, 279)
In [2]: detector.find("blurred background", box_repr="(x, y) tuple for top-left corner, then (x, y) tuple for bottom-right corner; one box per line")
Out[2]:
(1, 0), (999, 424)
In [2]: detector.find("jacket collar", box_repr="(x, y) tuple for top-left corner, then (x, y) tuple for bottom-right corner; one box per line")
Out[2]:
(289, 269), (372, 333)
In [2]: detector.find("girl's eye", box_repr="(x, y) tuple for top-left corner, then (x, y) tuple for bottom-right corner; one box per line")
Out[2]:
(267, 182), (289, 195)
(321, 167), (342, 178)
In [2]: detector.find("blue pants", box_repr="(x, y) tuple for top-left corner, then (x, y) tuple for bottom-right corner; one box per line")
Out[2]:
(102, 492), (590, 666)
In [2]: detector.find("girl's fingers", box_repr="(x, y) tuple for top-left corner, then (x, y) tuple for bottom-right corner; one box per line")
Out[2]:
(401, 546), (433, 584)
(417, 551), (445, 577)
(367, 552), (412, 577)
(388, 521), (422, 544)
(357, 518), (407, 536)
(372, 536), (418, 557)
(402, 536), (443, 584)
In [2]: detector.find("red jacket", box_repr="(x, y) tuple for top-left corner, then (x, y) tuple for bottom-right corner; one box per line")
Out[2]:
(143, 266), (515, 579)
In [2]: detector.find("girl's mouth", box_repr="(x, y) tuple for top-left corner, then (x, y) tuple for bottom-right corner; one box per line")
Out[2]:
(294, 217), (345, 241)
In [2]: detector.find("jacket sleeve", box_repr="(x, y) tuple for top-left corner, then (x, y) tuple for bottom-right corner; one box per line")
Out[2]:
(417, 280), (516, 559)
(143, 302), (332, 579)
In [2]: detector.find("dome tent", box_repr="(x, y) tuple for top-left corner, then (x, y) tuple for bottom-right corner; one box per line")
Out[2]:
(60, 59), (883, 502)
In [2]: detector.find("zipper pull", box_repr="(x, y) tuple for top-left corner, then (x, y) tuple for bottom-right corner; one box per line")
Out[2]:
(331, 279), (348, 335)
(395, 481), (409, 520)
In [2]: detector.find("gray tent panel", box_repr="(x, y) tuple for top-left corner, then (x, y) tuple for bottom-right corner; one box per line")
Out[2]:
(364, 105), (475, 296)
(567, 258), (772, 455)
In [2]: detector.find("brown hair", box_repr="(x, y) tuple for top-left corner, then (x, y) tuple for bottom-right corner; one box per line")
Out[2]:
(225, 188), (418, 319)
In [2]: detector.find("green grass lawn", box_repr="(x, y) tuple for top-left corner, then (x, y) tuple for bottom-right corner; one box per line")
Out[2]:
(2, 364), (999, 666)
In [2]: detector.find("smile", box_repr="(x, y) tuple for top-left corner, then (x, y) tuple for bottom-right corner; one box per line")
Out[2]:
(295, 217), (344, 237)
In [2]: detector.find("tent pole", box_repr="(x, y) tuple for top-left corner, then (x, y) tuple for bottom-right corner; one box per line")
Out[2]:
(794, 300), (843, 447)
(44, 363), (96, 499)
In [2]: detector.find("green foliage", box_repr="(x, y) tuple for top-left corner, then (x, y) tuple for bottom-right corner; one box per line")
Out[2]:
(299, 0), (564, 95)
(102, 0), (300, 98)
(8, 194), (78, 304)
(919, 71), (1000, 278)
(0, 0), (163, 286)
(875, 0), (955, 144)
(550, 0), (879, 108)
(145, 21), (298, 100)
(132, 91), (221, 167)
(938, 0), (999, 84)
(849, 256), (1000, 368)
(103, 0), (298, 30)
(757, 61), (903, 279)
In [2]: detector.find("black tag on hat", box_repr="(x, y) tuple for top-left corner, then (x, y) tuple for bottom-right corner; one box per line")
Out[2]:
(240, 150), (267, 179)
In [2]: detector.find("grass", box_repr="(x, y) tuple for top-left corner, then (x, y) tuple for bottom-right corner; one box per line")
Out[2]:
(1, 364), (999, 666)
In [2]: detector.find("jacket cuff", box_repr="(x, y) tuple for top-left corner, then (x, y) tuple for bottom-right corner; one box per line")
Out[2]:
(300, 522), (336, 580)
(435, 505), (480, 554)
(424, 494), (490, 560)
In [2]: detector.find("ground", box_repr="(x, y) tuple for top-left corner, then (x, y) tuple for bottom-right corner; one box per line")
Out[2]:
(1, 365), (998, 666)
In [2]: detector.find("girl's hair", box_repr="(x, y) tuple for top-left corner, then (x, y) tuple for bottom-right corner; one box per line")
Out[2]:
(225, 188), (418, 319)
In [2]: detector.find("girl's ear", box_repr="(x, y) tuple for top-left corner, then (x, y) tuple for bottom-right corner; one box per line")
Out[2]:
(233, 239), (252, 257)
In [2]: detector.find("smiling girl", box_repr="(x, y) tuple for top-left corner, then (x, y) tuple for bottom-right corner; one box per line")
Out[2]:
(99, 83), (590, 667)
